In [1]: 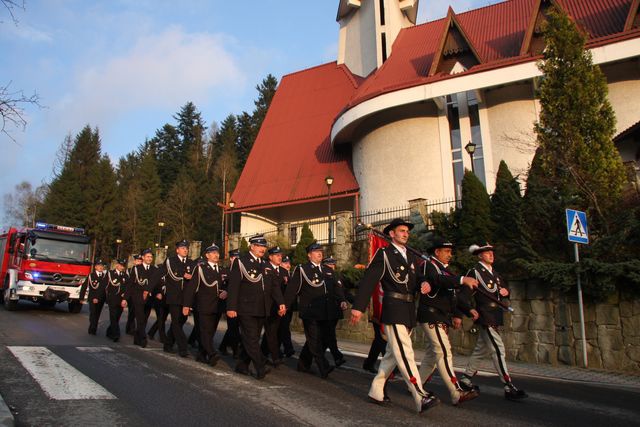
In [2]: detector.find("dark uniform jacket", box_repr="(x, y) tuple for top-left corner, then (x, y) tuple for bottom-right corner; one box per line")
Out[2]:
(352, 245), (421, 328)
(226, 253), (284, 317)
(80, 271), (107, 301)
(105, 269), (127, 306)
(417, 257), (468, 325)
(155, 255), (195, 306)
(124, 264), (156, 304)
(285, 262), (346, 321)
(267, 263), (289, 317)
(183, 261), (223, 315)
(461, 262), (507, 327)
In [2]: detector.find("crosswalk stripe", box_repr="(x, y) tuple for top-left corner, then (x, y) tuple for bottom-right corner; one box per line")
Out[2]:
(7, 346), (116, 400)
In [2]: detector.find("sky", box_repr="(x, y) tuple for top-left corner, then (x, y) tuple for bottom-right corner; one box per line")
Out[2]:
(1, 0), (500, 217)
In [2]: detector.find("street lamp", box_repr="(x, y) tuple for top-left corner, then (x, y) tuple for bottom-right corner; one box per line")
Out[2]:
(157, 221), (165, 248)
(115, 239), (122, 259)
(464, 141), (477, 174)
(325, 175), (334, 244)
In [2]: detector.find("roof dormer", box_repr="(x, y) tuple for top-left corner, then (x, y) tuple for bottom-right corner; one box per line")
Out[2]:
(429, 7), (482, 76)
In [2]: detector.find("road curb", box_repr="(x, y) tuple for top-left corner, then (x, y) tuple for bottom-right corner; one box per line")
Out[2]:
(0, 391), (14, 427)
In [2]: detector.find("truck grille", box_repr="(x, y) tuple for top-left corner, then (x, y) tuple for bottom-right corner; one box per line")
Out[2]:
(32, 273), (84, 287)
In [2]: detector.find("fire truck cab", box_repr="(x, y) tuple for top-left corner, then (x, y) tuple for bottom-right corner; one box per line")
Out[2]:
(0, 222), (92, 313)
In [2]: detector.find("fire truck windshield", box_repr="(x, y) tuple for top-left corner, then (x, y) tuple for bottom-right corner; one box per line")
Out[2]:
(26, 238), (91, 265)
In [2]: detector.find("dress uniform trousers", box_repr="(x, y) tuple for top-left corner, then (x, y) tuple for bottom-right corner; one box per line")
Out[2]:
(464, 325), (511, 383)
(198, 312), (219, 358)
(299, 319), (331, 373)
(126, 298), (135, 334)
(166, 304), (188, 353)
(371, 324), (428, 413)
(260, 314), (281, 361)
(324, 319), (343, 362)
(148, 299), (168, 343)
(220, 317), (241, 354)
(107, 304), (123, 339)
(238, 315), (266, 371)
(364, 323), (387, 368)
(132, 299), (149, 344)
(88, 299), (105, 334)
(188, 308), (201, 348)
(277, 310), (294, 355)
(419, 323), (464, 402)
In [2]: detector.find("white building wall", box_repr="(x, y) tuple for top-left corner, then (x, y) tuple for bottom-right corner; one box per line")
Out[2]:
(484, 82), (539, 178)
(352, 113), (445, 212)
(602, 60), (640, 134)
(337, 0), (378, 77)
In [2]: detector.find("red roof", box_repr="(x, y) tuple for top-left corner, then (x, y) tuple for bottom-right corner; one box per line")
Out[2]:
(346, 0), (637, 108)
(231, 63), (361, 211)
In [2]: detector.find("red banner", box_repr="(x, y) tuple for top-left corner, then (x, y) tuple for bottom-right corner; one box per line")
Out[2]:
(368, 232), (388, 330)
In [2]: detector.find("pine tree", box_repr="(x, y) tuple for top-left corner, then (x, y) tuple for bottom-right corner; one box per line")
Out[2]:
(490, 161), (532, 272)
(174, 101), (206, 154)
(534, 7), (625, 233)
(136, 145), (162, 249)
(236, 112), (254, 168)
(293, 224), (315, 266)
(152, 124), (182, 199)
(456, 170), (494, 246)
(87, 156), (119, 259)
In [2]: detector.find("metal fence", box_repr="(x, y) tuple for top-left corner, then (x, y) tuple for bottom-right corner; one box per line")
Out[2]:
(238, 198), (459, 246)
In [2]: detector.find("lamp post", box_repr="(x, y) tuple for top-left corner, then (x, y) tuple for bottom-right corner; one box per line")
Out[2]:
(226, 200), (235, 256)
(157, 221), (165, 248)
(464, 141), (477, 174)
(325, 175), (334, 244)
(115, 239), (122, 259)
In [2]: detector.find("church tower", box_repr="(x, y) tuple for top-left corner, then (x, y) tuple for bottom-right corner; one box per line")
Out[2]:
(337, 0), (419, 77)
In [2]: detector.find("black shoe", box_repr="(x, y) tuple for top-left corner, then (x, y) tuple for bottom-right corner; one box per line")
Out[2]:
(208, 354), (220, 367)
(196, 353), (207, 363)
(112, 336), (120, 343)
(320, 365), (335, 379)
(505, 384), (528, 400)
(235, 364), (249, 375)
(218, 346), (229, 356)
(255, 365), (271, 380)
(297, 360), (311, 373)
(362, 362), (377, 373)
(148, 334), (156, 341)
(284, 350), (295, 358)
(139, 339), (147, 348)
(163, 344), (174, 353)
(334, 357), (346, 367)
(459, 374), (480, 392)
(126, 330), (135, 336)
(383, 395), (391, 403)
(270, 358), (283, 367)
(88, 330), (97, 336)
(179, 351), (189, 358)
(420, 393), (440, 413)
(454, 390), (479, 406)
(368, 396), (386, 406)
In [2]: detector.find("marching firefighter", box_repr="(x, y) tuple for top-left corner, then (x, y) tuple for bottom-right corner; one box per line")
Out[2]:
(350, 219), (439, 414)
(156, 240), (194, 357)
(123, 248), (156, 348)
(182, 243), (226, 366)
(284, 243), (347, 379)
(226, 235), (285, 380)
(219, 248), (241, 357)
(458, 243), (528, 400)
(260, 246), (288, 366)
(417, 237), (480, 406)
(125, 254), (142, 335)
(80, 259), (108, 335)
(277, 255), (295, 358)
(105, 259), (127, 342)
(321, 256), (350, 367)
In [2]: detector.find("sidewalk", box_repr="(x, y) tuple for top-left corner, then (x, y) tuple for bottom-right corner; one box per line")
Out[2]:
(287, 329), (640, 391)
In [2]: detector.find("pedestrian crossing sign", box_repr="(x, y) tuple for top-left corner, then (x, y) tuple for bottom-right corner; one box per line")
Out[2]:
(566, 209), (589, 244)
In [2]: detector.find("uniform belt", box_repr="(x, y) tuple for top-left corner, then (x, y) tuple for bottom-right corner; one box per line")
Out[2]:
(385, 292), (414, 303)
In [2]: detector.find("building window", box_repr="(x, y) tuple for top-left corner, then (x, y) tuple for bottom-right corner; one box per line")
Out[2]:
(381, 33), (387, 62)
(446, 95), (464, 199)
(289, 226), (298, 246)
(379, 0), (386, 26)
(467, 91), (486, 186)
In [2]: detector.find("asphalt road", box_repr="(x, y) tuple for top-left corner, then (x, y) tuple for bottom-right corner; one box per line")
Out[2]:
(0, 301), (638, 426)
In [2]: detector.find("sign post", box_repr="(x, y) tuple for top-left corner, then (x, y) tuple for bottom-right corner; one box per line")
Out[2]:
(566, 209), (589, 368)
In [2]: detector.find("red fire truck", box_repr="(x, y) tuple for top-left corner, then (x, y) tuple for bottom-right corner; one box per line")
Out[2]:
(0, 222), (92, 313)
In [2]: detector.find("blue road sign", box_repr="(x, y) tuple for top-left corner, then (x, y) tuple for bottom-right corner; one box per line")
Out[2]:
(566, 209), (589, 244)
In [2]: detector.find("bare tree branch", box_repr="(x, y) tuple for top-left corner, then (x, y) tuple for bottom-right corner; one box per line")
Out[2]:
(0, 81), (42, 142)
(1, 0), (24, 25)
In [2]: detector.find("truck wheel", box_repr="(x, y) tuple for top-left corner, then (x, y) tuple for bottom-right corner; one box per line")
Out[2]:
(68, 301), (82, 314)
(4, 289), (18, 311)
